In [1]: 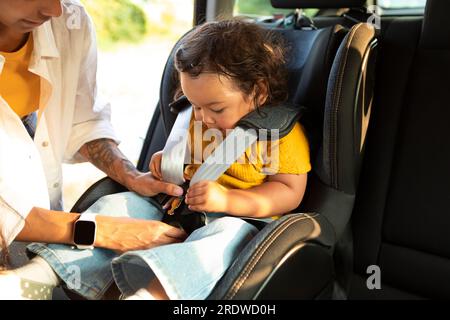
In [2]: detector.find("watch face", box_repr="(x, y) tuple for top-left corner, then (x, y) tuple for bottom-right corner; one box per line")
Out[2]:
(74, 220), (96, 246)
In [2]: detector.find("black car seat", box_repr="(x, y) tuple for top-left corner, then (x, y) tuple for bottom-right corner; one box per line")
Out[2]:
(349, 0), (450, 299)
(71, 0), (377, 299)
(208, 16), (377, 301)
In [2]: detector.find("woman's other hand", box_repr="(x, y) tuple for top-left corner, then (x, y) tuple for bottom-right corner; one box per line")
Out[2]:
(96, 216), (187, 253)
(149, 151), (163, 180)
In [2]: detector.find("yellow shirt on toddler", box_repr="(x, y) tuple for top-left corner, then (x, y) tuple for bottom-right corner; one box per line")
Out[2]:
(184, 116), (311, 190)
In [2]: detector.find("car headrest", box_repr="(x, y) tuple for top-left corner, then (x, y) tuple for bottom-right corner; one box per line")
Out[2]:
(271, 0), (366, 9)
(159, 24), (346, 161)
(420, 0), (450, 49)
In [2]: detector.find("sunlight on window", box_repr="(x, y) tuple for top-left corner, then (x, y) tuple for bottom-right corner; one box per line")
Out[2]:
(377, 0), (426, 9)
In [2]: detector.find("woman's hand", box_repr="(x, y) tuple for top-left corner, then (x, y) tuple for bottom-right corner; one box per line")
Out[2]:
(127, 150), (185, 197)
(185, 181), (229, 213)
(149, 151), (163, 180)
(129, 172), (183, 197)
(95, 216), (187, 253)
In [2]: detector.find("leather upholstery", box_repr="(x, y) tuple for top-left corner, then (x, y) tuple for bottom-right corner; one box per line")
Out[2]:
(350, 0), (450, 299)
(420, 0), (450, 49)
(320, 23), (377, 195)
(208, 213), (335, 300)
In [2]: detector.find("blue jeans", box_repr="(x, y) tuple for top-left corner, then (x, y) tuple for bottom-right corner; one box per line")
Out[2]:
(27, 192), (258, 300)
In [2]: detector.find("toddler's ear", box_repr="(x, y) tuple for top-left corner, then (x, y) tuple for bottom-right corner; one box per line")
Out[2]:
(255, 80), (269, 106)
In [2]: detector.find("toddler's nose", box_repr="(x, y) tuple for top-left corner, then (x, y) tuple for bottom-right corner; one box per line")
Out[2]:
(202, 115), (216, 126)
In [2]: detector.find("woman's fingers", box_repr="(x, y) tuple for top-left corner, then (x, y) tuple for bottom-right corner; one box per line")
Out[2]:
(149, 152), (163, 180)
(154, 157), (162, 179)
(152, 161), (162, 180)
(161, 225), (187, 240)
(142, 233), (185, 249)
(150, 160), (157, 178)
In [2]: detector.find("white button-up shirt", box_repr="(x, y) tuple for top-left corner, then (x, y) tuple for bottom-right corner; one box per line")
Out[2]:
(0, 1), (118, 246)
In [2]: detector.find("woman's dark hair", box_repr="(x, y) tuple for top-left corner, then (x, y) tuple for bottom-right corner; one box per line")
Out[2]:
(174, 19), (289, 108)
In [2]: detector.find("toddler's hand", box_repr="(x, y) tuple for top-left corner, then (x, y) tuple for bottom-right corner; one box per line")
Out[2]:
(185, 181), (228, 213)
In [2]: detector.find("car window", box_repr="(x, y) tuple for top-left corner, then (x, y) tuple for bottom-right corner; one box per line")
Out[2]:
(378, 0), (426, 9)
(377, 0), (426, 15)
(233, 0), (318, 18)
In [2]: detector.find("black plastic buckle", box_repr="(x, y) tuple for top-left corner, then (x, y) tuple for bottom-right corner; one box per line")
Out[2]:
(161, 182), (206, 235)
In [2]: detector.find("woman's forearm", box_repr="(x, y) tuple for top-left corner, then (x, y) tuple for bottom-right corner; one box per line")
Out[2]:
(15, 207), (145, 250)
(78, 138), (139, 190)
(16, 207), (79, 245)
(14, 208), (139, 250)
(15, 207), (186, 252)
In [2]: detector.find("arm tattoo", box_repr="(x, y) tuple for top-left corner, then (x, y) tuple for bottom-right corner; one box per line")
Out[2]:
(120, 158), (137, 177)
(80, 139), (138, 186)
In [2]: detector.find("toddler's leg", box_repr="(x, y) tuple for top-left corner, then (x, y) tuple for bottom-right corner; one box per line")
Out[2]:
(112, 216), (258, 299)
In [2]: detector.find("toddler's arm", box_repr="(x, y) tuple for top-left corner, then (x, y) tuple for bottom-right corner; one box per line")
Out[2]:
(186, 173), (307, 218)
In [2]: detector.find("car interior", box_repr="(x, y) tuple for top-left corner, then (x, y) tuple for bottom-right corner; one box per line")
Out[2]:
(15, 0), (449, 300)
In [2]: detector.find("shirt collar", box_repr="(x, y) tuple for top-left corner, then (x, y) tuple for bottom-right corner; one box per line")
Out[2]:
(31, 19), (60, 59)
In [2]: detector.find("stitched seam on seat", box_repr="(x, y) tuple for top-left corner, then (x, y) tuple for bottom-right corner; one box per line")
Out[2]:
(225, 213), (319, 299)
(331, 23), (362, 187)
(330, 23), (364, 189)
(225, 215), (307, 299)
(226, 213), (318, 299)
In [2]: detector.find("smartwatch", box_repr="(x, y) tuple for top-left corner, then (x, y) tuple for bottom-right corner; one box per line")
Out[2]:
(73, 213), (97, 250)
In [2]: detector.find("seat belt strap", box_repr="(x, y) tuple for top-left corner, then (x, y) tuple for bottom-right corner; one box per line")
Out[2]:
(190, 127), (257, 185)
(161, 106), (193, 185)
(161, 106), (258, 187)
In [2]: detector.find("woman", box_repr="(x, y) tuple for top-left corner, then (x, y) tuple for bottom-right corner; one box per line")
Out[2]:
(0, 0), (185, 299)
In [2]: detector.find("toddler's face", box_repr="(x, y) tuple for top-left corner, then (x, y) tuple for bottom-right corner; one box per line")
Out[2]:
(180, 72), (256, 134)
